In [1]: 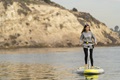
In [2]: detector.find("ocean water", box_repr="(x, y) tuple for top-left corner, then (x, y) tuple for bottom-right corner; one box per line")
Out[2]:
(0, 47), (120, 80)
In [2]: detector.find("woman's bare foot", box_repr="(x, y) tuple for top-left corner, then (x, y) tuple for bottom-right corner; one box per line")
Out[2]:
(84, 64), (88, 68)
(91, 66), (94, 69)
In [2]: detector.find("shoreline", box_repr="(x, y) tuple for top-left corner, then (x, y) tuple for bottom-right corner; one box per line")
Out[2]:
(0, 44), (120, 49)
(0, 45), (119, 54)
(0, 47), (81, 54)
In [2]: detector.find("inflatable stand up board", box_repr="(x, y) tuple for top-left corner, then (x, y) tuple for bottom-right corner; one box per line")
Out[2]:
(77, 48), (104, 75)
(77, 66), (104, 75)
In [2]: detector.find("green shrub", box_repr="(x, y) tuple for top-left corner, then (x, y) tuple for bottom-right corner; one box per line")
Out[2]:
(44, 0), (51, 3)
(72, 8), (78, 12)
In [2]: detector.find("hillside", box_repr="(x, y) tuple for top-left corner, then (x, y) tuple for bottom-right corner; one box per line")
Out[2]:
(0, 0), (120, 48)
(71, 11), (120, 45)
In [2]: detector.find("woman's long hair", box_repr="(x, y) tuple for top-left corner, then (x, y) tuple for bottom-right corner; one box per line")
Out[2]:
(81, 24), (91, 33)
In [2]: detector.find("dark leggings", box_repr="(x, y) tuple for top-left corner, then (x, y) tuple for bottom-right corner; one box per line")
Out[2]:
(83, 48), (93, 66)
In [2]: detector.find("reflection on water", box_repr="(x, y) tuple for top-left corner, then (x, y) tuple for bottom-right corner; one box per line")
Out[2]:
(85, 75), (99, 80)
(0, 62), (76, 80)
(77, 73), (99, 80)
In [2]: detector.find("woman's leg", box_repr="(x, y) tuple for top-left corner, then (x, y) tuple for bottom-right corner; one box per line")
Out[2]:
(89, 49), (94, 67)
(83, 48), (88, 65)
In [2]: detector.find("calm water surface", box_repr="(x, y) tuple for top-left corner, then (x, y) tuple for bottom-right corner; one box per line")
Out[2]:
(0, 47), (120, 80)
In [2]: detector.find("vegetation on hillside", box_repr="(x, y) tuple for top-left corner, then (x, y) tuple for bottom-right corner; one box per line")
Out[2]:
(111, 25), (120, 36)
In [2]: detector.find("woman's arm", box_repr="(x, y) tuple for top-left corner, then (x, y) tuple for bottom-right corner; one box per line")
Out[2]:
(91, 32), (97, 44)
(80, 33), (84, 43)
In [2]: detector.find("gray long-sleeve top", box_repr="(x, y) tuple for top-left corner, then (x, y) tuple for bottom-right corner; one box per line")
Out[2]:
(80, 31), (97, 49)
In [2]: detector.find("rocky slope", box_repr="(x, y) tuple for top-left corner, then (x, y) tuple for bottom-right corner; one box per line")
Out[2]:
(72, 11), (120, 45)
(0, 0), (120, 48)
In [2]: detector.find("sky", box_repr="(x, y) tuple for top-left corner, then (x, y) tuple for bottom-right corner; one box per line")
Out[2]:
(51, 0), (120, 29)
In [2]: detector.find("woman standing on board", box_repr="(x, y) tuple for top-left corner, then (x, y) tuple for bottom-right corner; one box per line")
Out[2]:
(80, 24), (97, 68)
